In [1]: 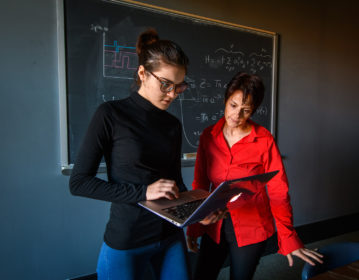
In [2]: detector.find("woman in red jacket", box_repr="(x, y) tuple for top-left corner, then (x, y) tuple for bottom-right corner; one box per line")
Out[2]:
(186, 72), (323, 280)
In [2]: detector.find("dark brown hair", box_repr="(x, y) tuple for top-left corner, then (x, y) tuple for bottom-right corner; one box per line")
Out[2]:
(135, 28), (189, 87)
(224, 72), (265, 114)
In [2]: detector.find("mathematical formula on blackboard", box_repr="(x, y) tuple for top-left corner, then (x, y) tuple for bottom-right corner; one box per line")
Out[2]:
(94, 25), (271, 149)
(62, 0), (277, 167)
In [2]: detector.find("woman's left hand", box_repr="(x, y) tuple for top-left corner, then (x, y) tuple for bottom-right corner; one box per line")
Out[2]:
(199, 208), (228, 225)
(286, 248), (324, 267)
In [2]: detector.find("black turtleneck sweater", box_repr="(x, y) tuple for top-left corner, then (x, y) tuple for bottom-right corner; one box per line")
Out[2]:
(69, 92), (187, 250)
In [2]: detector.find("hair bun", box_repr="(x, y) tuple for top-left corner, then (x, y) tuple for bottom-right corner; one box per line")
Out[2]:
(136, 28), (159, 55)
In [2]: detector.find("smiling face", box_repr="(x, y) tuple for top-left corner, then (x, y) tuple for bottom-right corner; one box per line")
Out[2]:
(224, 90), (254, 129)
(137, 63), (186, 110)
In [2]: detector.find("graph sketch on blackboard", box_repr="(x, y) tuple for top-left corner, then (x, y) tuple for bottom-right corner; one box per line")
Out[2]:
(58, 0), (278, 172)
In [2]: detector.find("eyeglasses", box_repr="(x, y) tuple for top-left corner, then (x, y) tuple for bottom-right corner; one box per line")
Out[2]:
(148, 71), (188, 94)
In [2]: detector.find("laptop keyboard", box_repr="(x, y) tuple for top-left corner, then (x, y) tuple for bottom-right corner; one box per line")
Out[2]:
(163, 199), (205, 220)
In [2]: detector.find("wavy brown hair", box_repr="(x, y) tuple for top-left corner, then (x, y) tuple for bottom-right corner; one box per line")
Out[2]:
(224, 72), (265, 114)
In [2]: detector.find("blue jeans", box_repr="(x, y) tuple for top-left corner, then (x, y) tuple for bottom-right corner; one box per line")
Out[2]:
(96, 233), (190, 280)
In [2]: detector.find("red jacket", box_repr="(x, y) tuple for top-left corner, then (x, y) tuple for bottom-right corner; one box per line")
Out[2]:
(186, 118), (304, 255)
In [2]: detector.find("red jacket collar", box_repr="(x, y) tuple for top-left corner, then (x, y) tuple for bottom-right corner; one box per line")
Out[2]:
(210, 117), (271, 143)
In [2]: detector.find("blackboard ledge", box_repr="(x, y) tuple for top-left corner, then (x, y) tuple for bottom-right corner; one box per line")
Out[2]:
(61, 163), (107, 176)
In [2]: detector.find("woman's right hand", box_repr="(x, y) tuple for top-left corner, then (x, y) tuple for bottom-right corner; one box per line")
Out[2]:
(146, 179), (179, 200)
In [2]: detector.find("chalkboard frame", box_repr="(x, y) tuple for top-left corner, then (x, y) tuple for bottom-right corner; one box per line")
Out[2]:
(57, 0), (278, 175)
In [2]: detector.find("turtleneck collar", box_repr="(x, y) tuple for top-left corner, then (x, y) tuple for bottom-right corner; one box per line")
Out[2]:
(130, 91), (165, 114)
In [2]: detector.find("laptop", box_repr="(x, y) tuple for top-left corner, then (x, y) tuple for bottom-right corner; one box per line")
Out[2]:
(138, 170), (279, 227)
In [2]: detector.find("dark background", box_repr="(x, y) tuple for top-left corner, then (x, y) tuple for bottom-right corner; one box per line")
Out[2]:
(1, 0), (358, 279)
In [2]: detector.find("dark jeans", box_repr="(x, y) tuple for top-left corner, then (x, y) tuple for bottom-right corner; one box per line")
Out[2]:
(194, 218), (267, 280)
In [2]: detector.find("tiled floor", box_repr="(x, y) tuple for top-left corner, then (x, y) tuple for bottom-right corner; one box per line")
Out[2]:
(217, 230), (359, 280)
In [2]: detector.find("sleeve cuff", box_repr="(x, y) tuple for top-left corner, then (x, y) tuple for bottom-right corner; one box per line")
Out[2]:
(277, 232), (304, 255)
(186, 223), (205, 237)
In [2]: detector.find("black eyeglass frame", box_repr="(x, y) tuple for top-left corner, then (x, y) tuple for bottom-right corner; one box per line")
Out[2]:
(148, 71), (188, 94)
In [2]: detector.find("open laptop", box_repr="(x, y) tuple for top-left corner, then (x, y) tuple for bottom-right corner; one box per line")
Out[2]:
(138, 170), (279, 227)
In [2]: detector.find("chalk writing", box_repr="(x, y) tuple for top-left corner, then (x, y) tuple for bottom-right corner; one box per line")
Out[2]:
(195, 110), (224, 123)
(92, 31), (272, 151)
(90, 24), (109, 33)
(205, 45), (272, 74)
(255, 105), (268, 116)
(102, 94), (120, 102)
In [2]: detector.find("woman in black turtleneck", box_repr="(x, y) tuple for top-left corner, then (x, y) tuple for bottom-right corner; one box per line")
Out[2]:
(69, 29), (190, 280)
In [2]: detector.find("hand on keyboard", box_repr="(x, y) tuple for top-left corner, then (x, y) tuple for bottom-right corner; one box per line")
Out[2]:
(146, 179), (179, 200)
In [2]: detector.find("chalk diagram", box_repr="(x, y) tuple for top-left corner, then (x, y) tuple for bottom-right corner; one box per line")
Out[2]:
(91, 26), (271, 151)
(103, 33), (138, 79)
(91, 24), (138, 79)
(103, 41), (137, 79)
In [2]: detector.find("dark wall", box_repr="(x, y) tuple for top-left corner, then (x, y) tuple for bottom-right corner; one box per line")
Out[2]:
(0, 0), (358, 279)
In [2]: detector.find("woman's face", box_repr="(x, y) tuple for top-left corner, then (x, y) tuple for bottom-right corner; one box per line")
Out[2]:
(138, 63), (186, 110)
(224, 90), (254, 129)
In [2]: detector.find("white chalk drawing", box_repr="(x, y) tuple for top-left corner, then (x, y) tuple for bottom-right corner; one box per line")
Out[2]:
(90, 29), (271, 150)
(205, 45), (272, 73)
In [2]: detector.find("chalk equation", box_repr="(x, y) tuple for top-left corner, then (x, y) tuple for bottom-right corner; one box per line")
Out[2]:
(92, 26), (272, 152)
(205, 44), (272, 73)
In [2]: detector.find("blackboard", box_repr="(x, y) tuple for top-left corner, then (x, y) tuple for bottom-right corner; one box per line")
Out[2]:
(58, 0), (278, 172)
